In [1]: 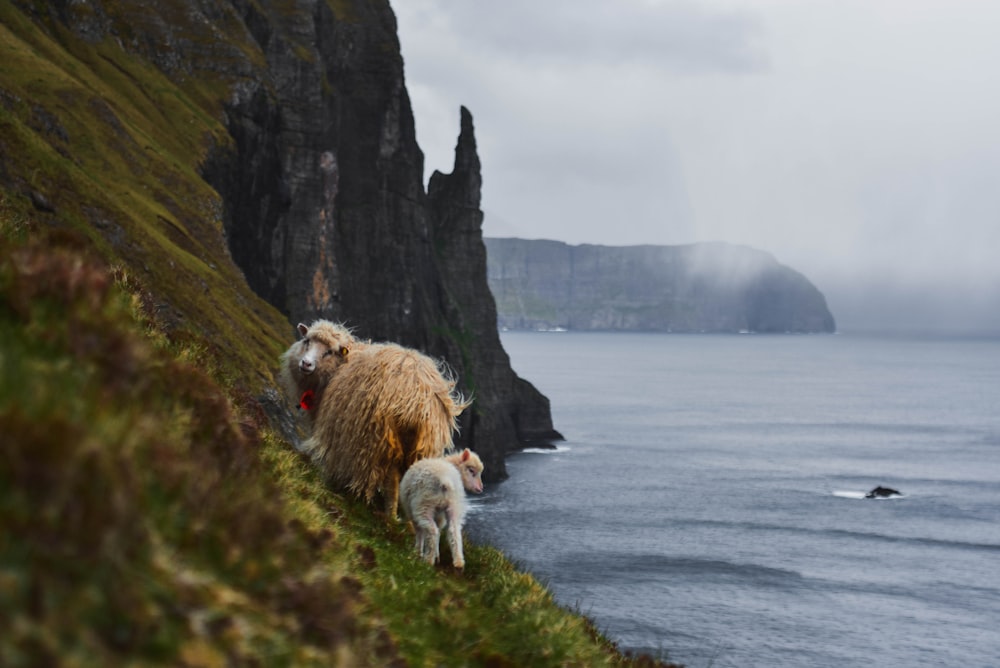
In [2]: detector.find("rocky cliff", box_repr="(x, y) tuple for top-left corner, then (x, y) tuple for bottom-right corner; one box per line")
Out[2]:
(201, 0), (562, 476)
(0, 0), (559, 479)
(427, 109), (562, 455)
(486, 238), (836, 333)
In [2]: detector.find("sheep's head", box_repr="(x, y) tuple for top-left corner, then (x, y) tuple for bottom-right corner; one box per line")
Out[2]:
(294, 321), (353, 378)
(282, 320), (354, 399)
(450, 448), (484, 494)
(279, 320), (356, 414)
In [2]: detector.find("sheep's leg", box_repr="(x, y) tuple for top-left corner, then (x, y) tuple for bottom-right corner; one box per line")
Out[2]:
(382, 467), (402, 519)
(444, 508), (465, 569)
(382, 431), (404, 519)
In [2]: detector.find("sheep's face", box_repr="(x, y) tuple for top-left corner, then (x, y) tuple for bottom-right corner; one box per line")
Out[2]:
(293, 321), (353, 380)
(456, 449), (484, 494)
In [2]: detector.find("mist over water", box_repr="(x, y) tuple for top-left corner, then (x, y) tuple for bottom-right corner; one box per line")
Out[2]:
(820, 277), (1000, 335)
(468, 331), (1000, 668)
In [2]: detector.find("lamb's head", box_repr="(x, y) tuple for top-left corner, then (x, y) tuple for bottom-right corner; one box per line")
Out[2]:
(448, 448), (484, 494)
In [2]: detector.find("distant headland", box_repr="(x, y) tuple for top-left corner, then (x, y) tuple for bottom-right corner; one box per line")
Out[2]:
(485, 238), (836, 334)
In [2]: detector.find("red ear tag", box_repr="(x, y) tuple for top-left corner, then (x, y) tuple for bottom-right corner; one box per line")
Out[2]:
(299, 390), (316, 411)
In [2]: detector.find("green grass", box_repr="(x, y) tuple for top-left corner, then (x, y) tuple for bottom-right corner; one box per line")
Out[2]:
(0, 240), (396, 666)
(0, 237), (678, 667)
(0, 2), (682, 665)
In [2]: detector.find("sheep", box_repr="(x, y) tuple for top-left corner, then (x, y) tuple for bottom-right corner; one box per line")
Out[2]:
(399, 448), (484, 569)
(279, 320), (471, 517)
(279, 320), (355, 418)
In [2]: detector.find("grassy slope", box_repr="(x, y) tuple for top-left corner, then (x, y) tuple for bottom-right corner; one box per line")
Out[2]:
(0, 2), (678, 666)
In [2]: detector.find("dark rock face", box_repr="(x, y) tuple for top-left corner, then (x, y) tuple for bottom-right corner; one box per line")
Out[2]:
(198, 1), (561, 478)
(25, 0), (560, 479)
(428, 109), (563, 469)
(486, 238), (837, 333)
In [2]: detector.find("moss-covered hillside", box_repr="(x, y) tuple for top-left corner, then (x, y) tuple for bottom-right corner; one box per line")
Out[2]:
(0, 1), (677, 665)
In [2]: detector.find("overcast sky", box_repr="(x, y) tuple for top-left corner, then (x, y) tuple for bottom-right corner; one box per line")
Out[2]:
(394, 1), (1000, 331)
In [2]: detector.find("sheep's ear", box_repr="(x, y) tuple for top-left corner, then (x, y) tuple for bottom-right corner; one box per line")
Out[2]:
(461, 449), (471, 462)
(296, 323), (309, 338)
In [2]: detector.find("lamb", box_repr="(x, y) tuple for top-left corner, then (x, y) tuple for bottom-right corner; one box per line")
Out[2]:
(280, 320), (471, 517)
(399, 448), (484, 569)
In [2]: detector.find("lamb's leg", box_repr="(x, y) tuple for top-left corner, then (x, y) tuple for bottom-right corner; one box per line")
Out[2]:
(412, 512), (440, 565)
(413, 524), (426, 559)
(445, 508), (465, 569)
(413, 524), (424, 555)
(416, 532), (432, 563)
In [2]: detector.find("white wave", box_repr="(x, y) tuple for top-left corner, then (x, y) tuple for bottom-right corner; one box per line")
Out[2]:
(833, 490), (868, 499)
(833, 490), (906, 500)
(465, 497), (489, 514)
(519, 445), (572, 454)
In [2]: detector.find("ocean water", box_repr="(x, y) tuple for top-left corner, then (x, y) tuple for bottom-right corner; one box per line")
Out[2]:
(466, 332), (1000, 668)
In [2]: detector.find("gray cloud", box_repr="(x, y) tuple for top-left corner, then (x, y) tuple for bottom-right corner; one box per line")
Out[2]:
(396, 1), (1000, 332)
(437, 0), (768, 73)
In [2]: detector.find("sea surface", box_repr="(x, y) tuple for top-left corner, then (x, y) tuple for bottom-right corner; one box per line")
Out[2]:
(466, 331), (1000, 668)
